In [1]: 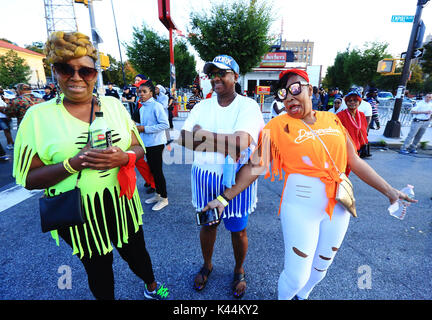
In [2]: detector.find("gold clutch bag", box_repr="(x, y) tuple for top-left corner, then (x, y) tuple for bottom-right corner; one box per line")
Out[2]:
(335, 173), (357, 217)
(302, 120), (357, 218)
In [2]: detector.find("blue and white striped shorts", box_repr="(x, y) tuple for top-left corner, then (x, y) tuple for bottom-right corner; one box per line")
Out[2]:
(191, 165), (258, 232)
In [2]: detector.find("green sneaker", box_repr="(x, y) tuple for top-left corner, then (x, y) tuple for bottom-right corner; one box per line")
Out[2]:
(144, 282), (169, 300)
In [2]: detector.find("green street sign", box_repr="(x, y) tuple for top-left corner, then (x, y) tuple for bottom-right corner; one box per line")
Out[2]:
(391, 15), (414, 22)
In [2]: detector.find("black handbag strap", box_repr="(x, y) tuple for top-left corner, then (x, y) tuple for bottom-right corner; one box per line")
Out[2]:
(75, 97), (95, 187)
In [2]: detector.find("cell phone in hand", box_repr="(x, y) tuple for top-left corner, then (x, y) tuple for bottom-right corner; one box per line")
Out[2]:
(196, 208), (220, 226)
(106, 130), (112, 147)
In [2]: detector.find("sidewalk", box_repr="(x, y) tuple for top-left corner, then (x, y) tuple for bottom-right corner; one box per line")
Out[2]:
(367, 123), (432, 148)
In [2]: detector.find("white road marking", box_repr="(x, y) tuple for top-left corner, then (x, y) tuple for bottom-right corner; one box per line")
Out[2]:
(0, 185), (42, 212)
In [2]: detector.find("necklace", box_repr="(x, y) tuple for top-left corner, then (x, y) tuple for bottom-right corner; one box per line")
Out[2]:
(347, 110), (361, 129)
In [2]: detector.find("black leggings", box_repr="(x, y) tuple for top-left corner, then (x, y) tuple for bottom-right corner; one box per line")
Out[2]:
(145, 144), (167, 198)
(58, 191), (155, 300)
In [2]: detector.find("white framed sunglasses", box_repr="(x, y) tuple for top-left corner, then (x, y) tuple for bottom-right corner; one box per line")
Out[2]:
(277, 81), (309, 100)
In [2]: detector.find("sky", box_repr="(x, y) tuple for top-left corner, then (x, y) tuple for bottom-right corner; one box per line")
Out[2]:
(1, 0), (432, 76)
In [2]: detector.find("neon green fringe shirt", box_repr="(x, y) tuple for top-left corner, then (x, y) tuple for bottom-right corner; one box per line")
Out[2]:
(13, 95), (145, 259)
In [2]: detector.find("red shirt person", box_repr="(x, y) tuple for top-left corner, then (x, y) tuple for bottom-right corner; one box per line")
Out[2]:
(337, 91), (368, 175)
(337, 91), (368, 152)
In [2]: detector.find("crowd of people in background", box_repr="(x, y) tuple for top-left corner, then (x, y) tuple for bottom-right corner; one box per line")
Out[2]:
(0, 46), (429, 301)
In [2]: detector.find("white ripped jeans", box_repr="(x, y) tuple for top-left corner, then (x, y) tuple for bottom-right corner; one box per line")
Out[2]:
(278, 174), (350, 300)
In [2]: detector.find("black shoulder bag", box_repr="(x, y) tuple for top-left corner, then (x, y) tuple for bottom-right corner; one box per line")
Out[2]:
(39, 98), (95, 233)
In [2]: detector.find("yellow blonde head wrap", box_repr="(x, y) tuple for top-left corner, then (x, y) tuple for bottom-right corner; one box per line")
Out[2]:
(44, 31), (98, 64)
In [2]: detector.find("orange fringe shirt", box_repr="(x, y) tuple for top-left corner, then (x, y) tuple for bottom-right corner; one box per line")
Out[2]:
(256, 111), (348, 219)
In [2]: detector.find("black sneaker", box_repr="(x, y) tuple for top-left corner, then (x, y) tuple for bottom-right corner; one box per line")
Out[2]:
(146, 187), (155, 194)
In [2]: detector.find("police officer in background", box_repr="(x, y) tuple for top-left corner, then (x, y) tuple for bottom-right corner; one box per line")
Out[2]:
(105, 82), (120, 99)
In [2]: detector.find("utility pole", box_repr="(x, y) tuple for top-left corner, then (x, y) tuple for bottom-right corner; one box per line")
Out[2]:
(158, 0), (177, 95)
(87, 0), (104, 95)
(384, 0), (430, 138)
(44, 0), (79, 84)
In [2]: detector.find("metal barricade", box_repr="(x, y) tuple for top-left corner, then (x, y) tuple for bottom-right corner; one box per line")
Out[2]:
(378, 99), (413, 127)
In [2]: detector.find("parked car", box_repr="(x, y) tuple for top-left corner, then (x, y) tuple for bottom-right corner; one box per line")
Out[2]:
(3, 90), (16, 100)
(377, 91), (394, 105)
(31, 89), (45, 99)
(402, 97), (415, 111)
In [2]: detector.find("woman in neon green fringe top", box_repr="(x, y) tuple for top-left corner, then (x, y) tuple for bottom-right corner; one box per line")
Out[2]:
(12, 31), (168, 300)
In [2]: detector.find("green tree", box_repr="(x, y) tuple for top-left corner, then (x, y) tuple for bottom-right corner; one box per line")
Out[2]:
(24, 41), (44, 53)
(126, 24), (197, 87)
(0, 50), (31, 88)
(102, 54), (135, 87)
(406, 63), (423, 94)
(353, 42), (391, 87)
(420, 41), (432, 76)
(323, 42), (392, 93)
(323, 50), (352, 93)
(423, 76), (432, 92)
(188, 0), (273, 74)
(174, 40), (197, 88)
(25, 41), (52, 80)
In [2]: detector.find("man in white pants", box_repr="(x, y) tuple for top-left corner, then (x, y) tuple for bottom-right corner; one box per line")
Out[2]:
(400, 93), (432, 154)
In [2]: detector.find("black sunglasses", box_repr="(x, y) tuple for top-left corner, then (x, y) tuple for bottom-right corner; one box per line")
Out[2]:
(207, 69), (233, 79)
(277, 81), (309, 100)
(54, 63), (98, 81)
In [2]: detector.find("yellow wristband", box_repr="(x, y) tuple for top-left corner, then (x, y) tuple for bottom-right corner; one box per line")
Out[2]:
(63, 159), (78, 174)
(217, 195), (229, 207)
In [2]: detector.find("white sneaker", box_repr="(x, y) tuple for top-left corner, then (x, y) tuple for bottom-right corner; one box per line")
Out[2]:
(152, 197), (168, 211)
(145, 194), (161, 204)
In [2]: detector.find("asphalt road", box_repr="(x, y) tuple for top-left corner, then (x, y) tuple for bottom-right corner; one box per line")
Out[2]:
(1, 135), (432, 301)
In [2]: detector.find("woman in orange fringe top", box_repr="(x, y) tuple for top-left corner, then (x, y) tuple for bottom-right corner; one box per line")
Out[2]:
(202, 69), (416, 300)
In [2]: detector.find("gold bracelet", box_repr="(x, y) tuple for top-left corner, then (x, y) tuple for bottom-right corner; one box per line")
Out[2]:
(63, 159), (78, 174)
(217, 195), (229, 207)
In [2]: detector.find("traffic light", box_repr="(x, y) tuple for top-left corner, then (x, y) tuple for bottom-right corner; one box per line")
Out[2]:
(99, 52), (110, 70)
(377, 59), (396, 74)
(74, 0), (88, 7)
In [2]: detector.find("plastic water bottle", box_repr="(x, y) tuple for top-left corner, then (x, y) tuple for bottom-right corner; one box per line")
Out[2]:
(388, 185), (415, 220)
(89, 112), (112, 149)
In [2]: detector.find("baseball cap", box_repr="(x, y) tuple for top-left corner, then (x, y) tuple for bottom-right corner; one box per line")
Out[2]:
(344, 91), (362, 101)
(135, 74), (148, 80)
(278, 68), (309, 83)
(203, 55), (240, 75)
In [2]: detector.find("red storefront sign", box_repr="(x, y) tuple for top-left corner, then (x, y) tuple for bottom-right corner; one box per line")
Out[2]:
(256, 86), (271, 95)
(259, 52), (287, 67)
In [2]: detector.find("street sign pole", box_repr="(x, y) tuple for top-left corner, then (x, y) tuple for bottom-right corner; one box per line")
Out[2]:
(88, 0), (104, 96)
(158, 0), (177, 96)
(384, 0), (429, 138)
